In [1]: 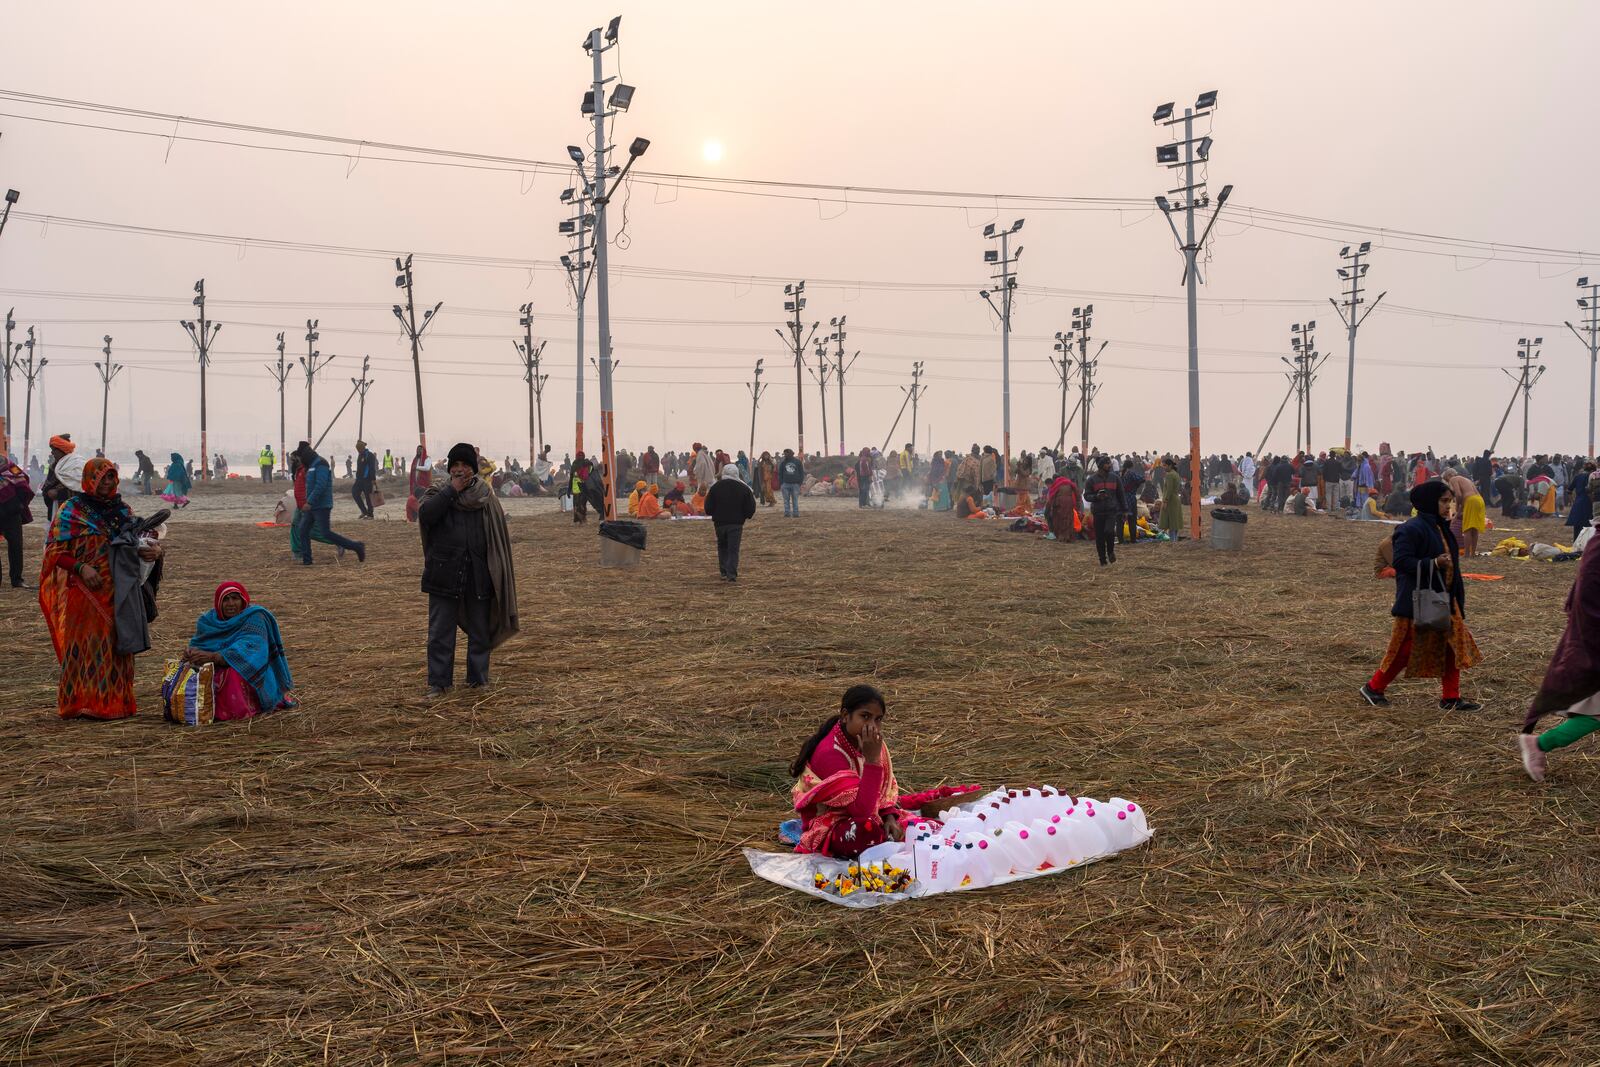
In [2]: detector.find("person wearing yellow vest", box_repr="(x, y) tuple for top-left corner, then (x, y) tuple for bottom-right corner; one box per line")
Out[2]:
(258, 445), (275, 484)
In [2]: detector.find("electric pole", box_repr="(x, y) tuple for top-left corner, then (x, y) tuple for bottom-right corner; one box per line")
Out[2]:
(1, 308), (15, 458)
(266, 332), (290, 474)
(881, 362), (927, 454)
(579, 15), (650, 521)
(18, 327), (42, 467)
(1288, 321), (1323, 452)
(559, 185), (594, 456)
(1566, 276), (1600, 459)
(776, 281), (818, 456)
(95, 335), (121, 453)
(1489, 338), (1545, 465)
(1050, 331), (1076, 453)
(980, 219), (1024, 486)
(298, 319), (334, 442)
(392, 254), (441, 461)
(352, 355), (373, 442)
(179, 279), (221, 482)
(747, 358), (768, 465)
(829, 316), (858, 455)
(810, 334), (833, 456)
(1154, 90), (1232, 541)
(909, 360), (925, 456)
(1331, 242), (1386, 452)
(514, 302), (548, 467)
(1061, 304), (1107, 463)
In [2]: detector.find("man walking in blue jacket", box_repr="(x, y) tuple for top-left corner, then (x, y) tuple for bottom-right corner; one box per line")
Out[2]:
(294, 443), (364, 566)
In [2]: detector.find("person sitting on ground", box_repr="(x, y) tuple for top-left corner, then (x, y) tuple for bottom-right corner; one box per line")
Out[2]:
(1004, 488), (1034, 517)
(178, 581), (297, 721)
(690, 483), (709, 516)
(1290, 487), (1316, 516)
(627, 480), (647, 517)
(1384, 483), (1412, 518)
(1217, 483), (1246, 506)
(790, 684), (912, 859)
(637, 483), (665, 519)
(1360, 488), (1386, 521)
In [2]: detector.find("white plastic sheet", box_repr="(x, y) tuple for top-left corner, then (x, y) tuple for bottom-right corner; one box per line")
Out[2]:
(745, 801), (1153, 909)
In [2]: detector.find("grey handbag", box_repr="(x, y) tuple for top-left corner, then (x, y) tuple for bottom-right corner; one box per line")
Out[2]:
(1413, 559), (1451, 633)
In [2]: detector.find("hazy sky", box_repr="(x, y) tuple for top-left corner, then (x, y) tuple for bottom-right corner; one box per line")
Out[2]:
(1, 1), (1597, 467)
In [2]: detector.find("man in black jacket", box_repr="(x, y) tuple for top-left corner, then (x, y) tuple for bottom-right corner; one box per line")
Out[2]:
(352, 441), (377, 519)
(419, 442), (502, 696)
(704, 462), (757, 581)
(1085, 456), (1124, 566)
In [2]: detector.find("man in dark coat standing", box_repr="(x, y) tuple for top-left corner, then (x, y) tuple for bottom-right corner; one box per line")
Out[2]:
(704, 462), (757, 582)
(419, 442), (518, 696)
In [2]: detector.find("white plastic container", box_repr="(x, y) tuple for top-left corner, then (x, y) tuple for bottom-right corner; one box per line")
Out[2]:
(1103, 798), (1151, 849)
(1060, 802), (1111, 862)
(1030, 819), (1071, 868)
(1000, 820), (1047, 872)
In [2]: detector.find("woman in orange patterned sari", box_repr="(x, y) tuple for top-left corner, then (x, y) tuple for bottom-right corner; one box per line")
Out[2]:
(789, 685), (911, 858)
(39, 458), (162, 719)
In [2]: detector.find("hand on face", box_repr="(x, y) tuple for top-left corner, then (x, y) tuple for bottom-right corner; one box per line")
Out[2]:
(859, 718), (885, 765)
(449, 463), (475, 493)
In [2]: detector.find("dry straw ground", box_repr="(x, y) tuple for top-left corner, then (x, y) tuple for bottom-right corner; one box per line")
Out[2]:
(1, 487), (1596, 1066)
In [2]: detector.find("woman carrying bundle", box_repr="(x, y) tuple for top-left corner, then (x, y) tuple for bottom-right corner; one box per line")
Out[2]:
(1359, 480), (1483, 712)
(39, 458), (164, 719)
(178, 581), (297, 721)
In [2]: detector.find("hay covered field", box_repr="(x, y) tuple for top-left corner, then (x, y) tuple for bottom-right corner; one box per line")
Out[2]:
(2, 486), (1597, 1066)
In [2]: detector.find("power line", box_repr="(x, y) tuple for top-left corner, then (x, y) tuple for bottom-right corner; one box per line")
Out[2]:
(5, 88), (1597, 264)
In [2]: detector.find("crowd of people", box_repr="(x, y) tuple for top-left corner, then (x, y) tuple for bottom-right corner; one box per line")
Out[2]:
(8, 425), (1600, 785)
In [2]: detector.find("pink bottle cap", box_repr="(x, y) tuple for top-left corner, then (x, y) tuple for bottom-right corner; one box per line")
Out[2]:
(978, 840), (988, 849)
(1051, 815), (1061, 823)
(1047, 826), (1057, 835)
(1127, 803), (1138, 812)
(1117, 811), (1127, 820)
(1087, 810), (1096, 817)
(1019, 830), (1029, 839)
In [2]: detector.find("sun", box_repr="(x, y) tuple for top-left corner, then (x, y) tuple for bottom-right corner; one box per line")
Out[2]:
(702, 140), (723, 164)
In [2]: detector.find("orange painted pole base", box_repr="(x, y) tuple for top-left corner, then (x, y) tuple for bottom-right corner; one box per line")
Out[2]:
(575, 422), (584, 458)
(1189, 425), (1202, 542)
(600, 410), (617, 522)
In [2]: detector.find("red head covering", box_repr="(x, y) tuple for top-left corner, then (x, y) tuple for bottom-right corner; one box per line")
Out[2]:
(214, 581), (250, 614)
(50, 434), (75, 455)
(81, 456), (117, 493)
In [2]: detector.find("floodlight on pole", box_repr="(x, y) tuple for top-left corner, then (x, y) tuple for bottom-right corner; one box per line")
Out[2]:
(1567, 275), (1600, 458)
(179, 279), (221, 482)
(17, 326), (44, 467)
(391, 253), (438, 458)
(265, 331), (290, 474)
(1330, 242), (1386, 451)
(980, 219), (1024, 485)
(582, 14), (652, 522)
(0, 308), (16, 458)
(1153, 91), (1232, 541)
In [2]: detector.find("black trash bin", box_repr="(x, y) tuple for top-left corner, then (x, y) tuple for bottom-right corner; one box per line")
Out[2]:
(1210, 507), (1247, 550)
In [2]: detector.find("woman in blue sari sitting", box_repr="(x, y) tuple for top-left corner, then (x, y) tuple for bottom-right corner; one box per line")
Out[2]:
(180, 580), (297, 720)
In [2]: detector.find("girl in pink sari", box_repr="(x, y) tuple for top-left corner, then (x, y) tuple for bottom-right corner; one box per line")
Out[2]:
(790, 685), (912, 858)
